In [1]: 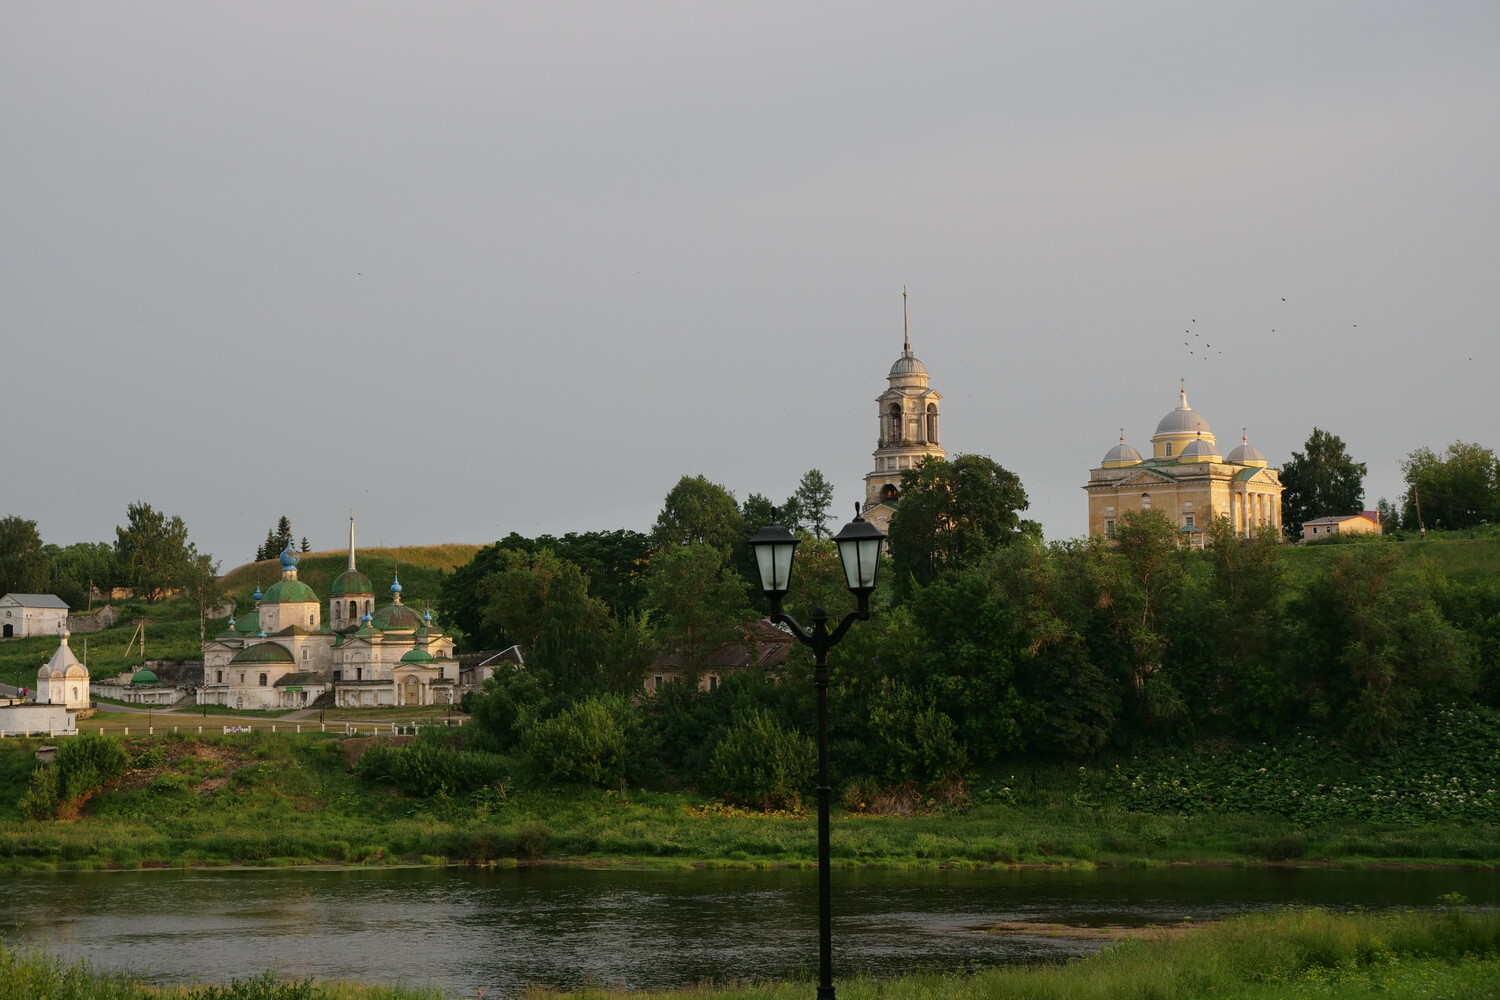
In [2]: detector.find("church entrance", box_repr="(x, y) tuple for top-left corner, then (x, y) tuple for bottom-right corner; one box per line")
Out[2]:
(2, 624), (12, 638)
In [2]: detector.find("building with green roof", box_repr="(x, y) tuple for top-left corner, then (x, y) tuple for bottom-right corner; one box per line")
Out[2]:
(200, 517), (458, 711)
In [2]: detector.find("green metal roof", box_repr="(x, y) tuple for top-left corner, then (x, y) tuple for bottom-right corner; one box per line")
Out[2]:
(371, 604), (423, 630)
(262, 579), (319, 605)
(230, 642), (296, 665)
(329, 570), (375, 596)
(234, 609), (262, 634)
(130, 668), (159, 685)
(400, 648), (435, 663)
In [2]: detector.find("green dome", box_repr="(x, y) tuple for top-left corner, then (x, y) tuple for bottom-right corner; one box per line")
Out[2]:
(230, 642), (296, 665)
(131, 668), (159, 685)
(371, 603), (423, 630)
(399, 648), (435, 663)
(263, 579), (319, 604)
(329, 570), (375, 596)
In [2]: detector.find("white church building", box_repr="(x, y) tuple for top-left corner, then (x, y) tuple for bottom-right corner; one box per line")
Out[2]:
(199, 520), (458, 711)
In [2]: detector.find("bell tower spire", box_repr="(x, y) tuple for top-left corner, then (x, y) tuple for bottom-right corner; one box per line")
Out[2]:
(861, 289), (946, 533)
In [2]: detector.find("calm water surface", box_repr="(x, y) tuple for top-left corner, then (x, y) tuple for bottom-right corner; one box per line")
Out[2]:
(3, 865), (1498, 996)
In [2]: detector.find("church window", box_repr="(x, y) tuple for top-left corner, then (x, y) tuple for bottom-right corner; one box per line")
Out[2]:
(364, 600), (372, 614)
(239, 672), (245, 684)
(302, 649), (309, 660)
(356, 667), (363, 680)
(653, 675), (664, 692)
(216, 670), (223, 683)
(1165, 442), (1173, 457)
(1141, 494), (1152, 509)
(1105, 519), (1116, 539)
(708, 674), (720, 691)
(926, 404), (938, 443)
(888, 403), (901, 442)
(1184, 514), (1195, 528)
(308, 614), (315, 627)
(258, 673), (267, 687)
(349, 601), (357, 619)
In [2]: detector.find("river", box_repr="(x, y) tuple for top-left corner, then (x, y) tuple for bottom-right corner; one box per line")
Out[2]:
(3, 865), (1497, 996)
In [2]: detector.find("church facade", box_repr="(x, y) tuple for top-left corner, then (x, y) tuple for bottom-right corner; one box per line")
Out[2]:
(861, 316), (945, 534)
(1083, 387), (1283, 542)
(199, 521), (458, 710)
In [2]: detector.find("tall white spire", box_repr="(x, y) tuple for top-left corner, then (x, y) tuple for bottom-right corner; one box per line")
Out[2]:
(902, 286), (912, 355)
(347, 513), (357, 573)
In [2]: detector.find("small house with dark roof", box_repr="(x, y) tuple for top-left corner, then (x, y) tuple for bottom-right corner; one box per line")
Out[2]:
(647, 619), (793, 695)
(1, 594), (70, 638)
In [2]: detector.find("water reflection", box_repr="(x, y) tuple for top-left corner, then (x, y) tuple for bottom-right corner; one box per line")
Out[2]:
(2, 865), (1496, 997)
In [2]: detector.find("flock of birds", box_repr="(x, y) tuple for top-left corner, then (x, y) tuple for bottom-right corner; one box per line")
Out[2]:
(1178, 297), (1369, 363)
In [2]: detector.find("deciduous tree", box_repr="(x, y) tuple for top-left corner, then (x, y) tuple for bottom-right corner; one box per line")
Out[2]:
(113, 502), (194, 603)
(651, 475), (743, 551)
(886, 454), (1032, 588)
(1400, 441), (1499, 531)
(1280, 428), (1367, 537)
(0, 516), (50, 596)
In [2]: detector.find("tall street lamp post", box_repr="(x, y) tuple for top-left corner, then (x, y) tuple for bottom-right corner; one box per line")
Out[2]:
(748, 504), (884, 1000)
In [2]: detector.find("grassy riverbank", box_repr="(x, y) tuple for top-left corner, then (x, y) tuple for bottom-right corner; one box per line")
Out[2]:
(4, 731), (1500, 871)
(4, 909), (1500, 999)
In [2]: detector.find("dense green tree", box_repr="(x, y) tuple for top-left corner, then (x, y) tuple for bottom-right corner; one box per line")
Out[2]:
(1092, 510), (1192, 735)
(255, 516), (295, 562)
(886, 453), (1033, 589)
(651, 475), (743, 551)
(740, 493), (776, 533)
(704, 708), (815, 809)
(519, 695), (641, 788)
(479, 549), (613, 698)
(993, 540), (1117, 756)
(1400, 441), (1499, 531)
(1290, 548), (1476, 750)
(1195, 518), (1293, 735)
(113, 502), (194, 603)
(788, 469), (835, 539)
(643, 543), (755, 682)
(441, 529), (650, 650)
(0, 516), (50, 596)
(44, 541), (118, 608)
(1280, 428), (1368, 537)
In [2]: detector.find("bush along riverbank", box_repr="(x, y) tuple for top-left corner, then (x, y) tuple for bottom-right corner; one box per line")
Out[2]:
(4, 908), (1500, 1000)
(6, 716), (1500, 871)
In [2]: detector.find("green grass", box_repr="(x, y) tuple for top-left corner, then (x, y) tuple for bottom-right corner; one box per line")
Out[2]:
(219, 546), (478, 607)
(4, 909), (1498, 999)
(5, 732), (1500, 872)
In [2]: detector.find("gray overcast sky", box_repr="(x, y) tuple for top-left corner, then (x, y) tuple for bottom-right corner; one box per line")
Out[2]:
(4, 2), (1497, 568)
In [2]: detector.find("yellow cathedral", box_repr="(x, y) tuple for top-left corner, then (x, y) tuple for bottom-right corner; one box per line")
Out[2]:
(1084, 386), (1283, 542)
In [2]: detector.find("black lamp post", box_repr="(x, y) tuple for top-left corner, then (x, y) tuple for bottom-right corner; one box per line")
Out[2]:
(747, 504), (884, 1000)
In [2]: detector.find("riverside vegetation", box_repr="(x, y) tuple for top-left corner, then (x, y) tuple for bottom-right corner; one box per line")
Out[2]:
(5, 908), (1500, 999)
(6, 704), (1500, 870)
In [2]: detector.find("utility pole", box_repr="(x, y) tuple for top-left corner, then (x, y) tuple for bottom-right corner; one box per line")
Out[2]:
(1414, 487), (1427, 540)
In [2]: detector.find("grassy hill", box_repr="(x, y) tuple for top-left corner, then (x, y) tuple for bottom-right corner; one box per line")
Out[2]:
(1280, 533), (1500, 588)
(220, 544), (481, 610)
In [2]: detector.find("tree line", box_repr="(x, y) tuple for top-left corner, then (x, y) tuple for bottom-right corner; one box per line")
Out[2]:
(450, 452), (1498, 806)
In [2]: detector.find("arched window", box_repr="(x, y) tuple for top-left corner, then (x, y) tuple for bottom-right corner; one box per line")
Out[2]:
(1141, 493), (1152, 510)
(349, 600), (357, 620)
(926, 404), (938, 444)
(887, 403), (902, 443)
(1165, 442), (1173, 457)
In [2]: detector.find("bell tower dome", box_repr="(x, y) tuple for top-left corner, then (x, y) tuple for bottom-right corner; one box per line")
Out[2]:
(861, 290), (946, 532)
